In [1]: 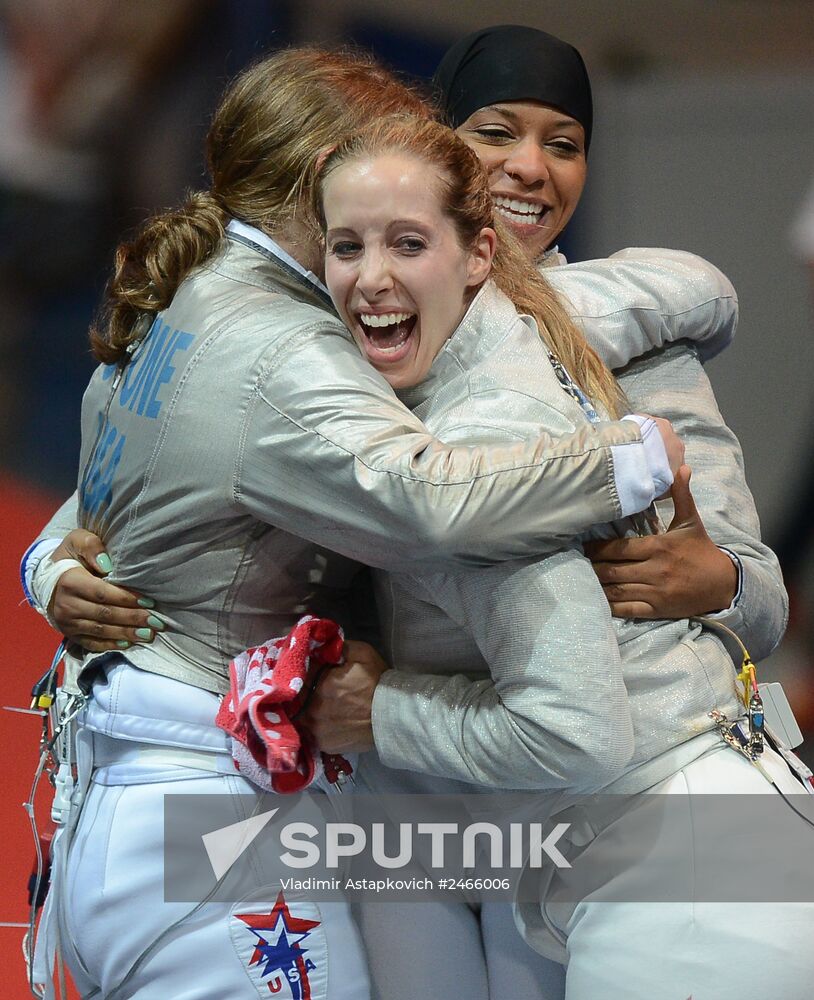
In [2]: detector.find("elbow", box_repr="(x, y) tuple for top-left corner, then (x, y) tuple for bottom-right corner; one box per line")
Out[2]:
(748, 588), (789, 662)
(723, 560), (789, 662)
(678, 253), (739, 362)
(689, 253), (737, 304)
(659, 248), (737, 303)
(700, 292), (739, 363)
(630, 247), (738, 363)
(748, 612), (788, 663)
(768, 576), (791, 658)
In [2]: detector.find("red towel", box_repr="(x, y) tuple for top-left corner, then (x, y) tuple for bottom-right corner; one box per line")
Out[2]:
(216, 615), (353, 793)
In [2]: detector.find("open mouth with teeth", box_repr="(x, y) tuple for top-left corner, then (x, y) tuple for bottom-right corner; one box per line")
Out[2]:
(357, 311), (417, 365)
(493, 195), (549, 228)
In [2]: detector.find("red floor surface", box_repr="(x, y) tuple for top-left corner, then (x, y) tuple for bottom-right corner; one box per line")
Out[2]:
(0, 476), (79, 998)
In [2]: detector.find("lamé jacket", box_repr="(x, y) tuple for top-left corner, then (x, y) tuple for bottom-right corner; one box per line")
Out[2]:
(29, 231), (771, 705)
(365, 280), (783, 799)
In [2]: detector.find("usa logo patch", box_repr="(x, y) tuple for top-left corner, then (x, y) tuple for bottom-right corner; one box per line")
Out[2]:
(230, 892), (328, 998)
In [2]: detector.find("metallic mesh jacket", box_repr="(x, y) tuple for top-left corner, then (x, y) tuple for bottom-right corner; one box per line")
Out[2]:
(366, 280), (784, 797)
(31, 237), (768, 710)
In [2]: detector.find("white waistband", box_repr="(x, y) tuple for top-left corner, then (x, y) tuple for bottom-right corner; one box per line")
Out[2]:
(84, 660), (230, 753)
(91, 731), (236, 784)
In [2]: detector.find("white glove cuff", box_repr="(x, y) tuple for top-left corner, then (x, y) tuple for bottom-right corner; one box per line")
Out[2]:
(622, 414), (674, 498)
(31, 557), (83, 630)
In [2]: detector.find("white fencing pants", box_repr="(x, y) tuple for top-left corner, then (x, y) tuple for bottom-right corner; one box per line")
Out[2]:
(355, 898), (565, 1000)
(51, 764), (370, 999)
(549, 746), (814, 1000)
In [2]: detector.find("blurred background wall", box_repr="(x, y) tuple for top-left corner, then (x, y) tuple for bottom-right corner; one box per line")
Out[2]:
(0, 2), (812, 991)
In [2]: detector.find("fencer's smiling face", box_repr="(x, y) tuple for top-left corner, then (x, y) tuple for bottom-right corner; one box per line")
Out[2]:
(322, 154), (491, 390)
(457, 100), (587, 260)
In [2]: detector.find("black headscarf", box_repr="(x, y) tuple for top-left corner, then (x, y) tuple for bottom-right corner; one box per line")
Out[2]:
(433, 24), (593, 152)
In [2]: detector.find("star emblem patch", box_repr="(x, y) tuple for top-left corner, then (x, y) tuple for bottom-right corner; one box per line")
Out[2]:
(230, 892), (327, 998)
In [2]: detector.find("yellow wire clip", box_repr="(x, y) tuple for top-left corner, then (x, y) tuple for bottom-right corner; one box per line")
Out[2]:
(698, 616), (757, 708)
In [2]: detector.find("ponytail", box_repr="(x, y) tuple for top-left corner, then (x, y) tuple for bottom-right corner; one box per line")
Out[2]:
(90, 191), (226, 364)
(489, 216), (627, 418)
(90, 47), (430, 365)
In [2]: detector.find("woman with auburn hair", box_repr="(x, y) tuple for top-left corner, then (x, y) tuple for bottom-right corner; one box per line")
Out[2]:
(25, 47), (693, 1000)
(303, 113), (811, 1000)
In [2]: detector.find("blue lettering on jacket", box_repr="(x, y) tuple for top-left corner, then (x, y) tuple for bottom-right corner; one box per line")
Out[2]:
(80, 415), (126, 521)
(119, 318), (194, 418)
(80, 319), (194, 525)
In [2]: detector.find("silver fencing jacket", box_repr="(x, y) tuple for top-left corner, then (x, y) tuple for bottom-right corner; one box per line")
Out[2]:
(33, 233), (696, 694)
(547, 249), (786, 659)
(366, 281), (781, 798)
(31, 235), (773, 710)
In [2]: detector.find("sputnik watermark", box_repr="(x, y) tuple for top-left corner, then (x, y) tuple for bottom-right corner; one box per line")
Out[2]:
(272, 820), (571, 871)
(164, 791), (814, 904)
(200, 811), (570, 880)
(202, 807), (280, 880)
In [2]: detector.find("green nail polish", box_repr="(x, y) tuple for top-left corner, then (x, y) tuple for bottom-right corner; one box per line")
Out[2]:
(147, 615), (165, 631)
(116, 640), (131, 649)
(96, 553), (113, 574)
(137, 597), (155, 609)
(135, 628), (153, 641)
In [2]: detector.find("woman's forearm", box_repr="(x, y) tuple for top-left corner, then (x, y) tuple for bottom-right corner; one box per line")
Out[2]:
(548, 248), (738, 370)
(234, 319), (665, 572)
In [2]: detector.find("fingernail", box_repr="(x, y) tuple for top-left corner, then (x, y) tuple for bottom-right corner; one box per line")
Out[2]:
(146, 615), (166, 631)
(135, 628), (154, 642)
(116, 640), (131, 649)
(96, 553), (113, 574)
(137, 597), (155, 609)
